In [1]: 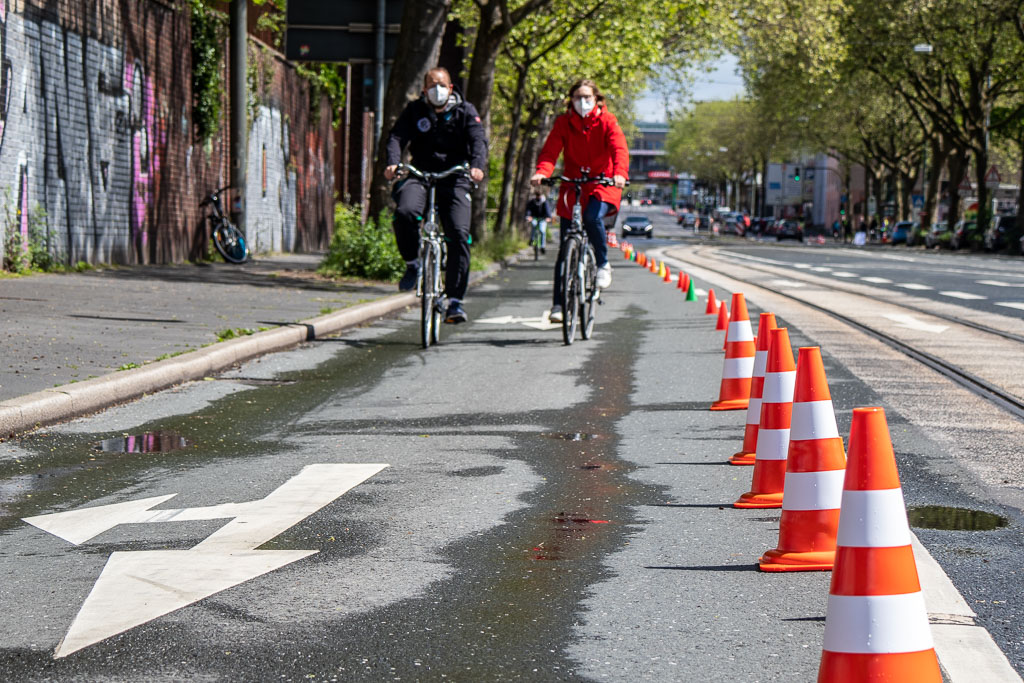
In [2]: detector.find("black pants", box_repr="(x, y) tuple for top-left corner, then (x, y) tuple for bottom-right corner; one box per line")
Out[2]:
(393, 177), (472, 301)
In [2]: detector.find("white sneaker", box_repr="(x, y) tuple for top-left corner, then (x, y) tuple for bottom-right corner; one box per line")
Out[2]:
(548, 305), (563, 323)
(596, 264), (612, 289)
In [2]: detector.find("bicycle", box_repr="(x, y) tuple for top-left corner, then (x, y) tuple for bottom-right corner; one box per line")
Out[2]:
(394, 163), (470, 349)
(200, 187), (250, 264)
(541, 172), (627, 345)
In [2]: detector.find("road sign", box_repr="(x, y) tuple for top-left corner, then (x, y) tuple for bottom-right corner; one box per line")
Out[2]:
(911, 194), (924, 210)
(23, 463), (388, 657)
(985, 165), (1002, 189)
(285, 0), (403, 62)
(958, 172), (973, 191)
(867, 197), (877, 216)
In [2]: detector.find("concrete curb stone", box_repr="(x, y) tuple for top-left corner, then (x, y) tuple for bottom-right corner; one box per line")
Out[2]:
(0, 252), (523, 438)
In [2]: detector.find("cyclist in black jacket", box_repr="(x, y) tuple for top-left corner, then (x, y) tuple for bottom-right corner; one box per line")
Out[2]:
(385, 67), (487, 324)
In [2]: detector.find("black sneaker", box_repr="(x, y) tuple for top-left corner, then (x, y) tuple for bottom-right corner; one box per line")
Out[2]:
(445, 301), (468, 324)
(398, 262), (420, 292)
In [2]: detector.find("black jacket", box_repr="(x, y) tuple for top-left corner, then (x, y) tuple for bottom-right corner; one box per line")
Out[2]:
(526, 197), (551, 219)
(386, 88), (488, 173)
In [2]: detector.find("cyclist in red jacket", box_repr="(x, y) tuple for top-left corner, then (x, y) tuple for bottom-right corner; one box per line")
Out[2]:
(530, 78), (629, 323)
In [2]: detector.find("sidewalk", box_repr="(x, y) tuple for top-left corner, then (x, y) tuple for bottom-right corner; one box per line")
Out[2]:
(0, 254), (407, 434)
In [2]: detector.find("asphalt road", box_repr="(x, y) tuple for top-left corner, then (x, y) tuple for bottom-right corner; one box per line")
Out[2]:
(0, 213), (1022, 680)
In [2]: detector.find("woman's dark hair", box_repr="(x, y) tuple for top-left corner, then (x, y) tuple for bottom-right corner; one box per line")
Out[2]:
(567, 78), (606, 106)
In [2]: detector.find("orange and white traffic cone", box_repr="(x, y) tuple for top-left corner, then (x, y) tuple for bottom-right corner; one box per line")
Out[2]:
(759, 346), (846, 571)
(711, 293), (754, 411)
(705, 289), (717, 314)
(729, 312), (777, 465)
(734, 327), (795, 508)
(714, 301), (729, 330)
(817, 407), (941, 682)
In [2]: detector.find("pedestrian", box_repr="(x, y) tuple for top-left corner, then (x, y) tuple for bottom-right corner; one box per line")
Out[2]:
(525, 191), (551, 254)
(842, 217), (851, 243)
(384, 67), (488, 324)
(530, 78), (629, 323)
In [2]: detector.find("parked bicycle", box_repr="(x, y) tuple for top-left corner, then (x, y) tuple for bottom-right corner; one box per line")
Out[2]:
(200, 187), (250, 264)
(394, 163), (471, 348)
(541, 173), (626, 345)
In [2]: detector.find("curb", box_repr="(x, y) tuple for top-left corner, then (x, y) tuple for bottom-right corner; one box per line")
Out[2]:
(0, 253), (523, 438)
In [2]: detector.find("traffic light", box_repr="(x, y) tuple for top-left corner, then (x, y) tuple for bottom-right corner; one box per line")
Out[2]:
(793, 167), (801, 182)
(839, 203), (846, 216)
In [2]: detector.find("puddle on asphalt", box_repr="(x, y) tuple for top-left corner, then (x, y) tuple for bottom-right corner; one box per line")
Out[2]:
(907, 505), (1009, 531)
(93, 431), (191, 454)
(541, 432), (601, 441)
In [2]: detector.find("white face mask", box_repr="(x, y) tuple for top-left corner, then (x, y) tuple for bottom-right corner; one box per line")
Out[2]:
(426, 85), (450, 107)
(573, 96), (595, 117)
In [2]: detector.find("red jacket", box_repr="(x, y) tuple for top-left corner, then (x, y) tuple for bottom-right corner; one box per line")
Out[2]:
(535, 104), (630, 220)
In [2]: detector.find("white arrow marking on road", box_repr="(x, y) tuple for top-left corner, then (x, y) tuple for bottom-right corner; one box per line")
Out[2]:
(940, 291), (986, 300)
(476, 314), (560, 331)
(23, 463), (387, 658)
(882, 313), (948, 334)
(978, 280), (1024, 288)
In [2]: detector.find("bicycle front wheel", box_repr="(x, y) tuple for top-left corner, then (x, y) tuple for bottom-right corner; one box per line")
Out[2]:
(431, 242), (444, 344)
(213, 220), (250, 264)
(561, 239), (580, 345)
(421, 243), (436, 349)
(580, 248), (596, 340)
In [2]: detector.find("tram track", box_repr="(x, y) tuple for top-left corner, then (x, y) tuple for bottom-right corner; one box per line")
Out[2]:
(662, 245), (1024, 422)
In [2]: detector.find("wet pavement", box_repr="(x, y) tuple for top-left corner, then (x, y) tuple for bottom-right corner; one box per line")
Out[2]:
(0, 233), (1021, 680)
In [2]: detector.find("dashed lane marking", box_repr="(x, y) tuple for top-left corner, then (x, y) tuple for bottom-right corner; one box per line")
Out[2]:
(769, 279), (808, 288)
(882, 313), (948, 334)
(831, 272), (858, 278)
(994, 302), (1024, 311)
(861, 277), (892, 284)
(978, 280), (1024, 288)
(896, 283), (933, 290)
(940, 291), (986, 300)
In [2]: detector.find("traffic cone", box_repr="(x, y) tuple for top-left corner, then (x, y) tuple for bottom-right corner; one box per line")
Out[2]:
(817, 407), (941, 682)
(729, 313), (777, 465)
(677, 271), (685, 289)
(705, 288), (717, 314)
(734, 327), (795, 508)
(715, 301), (729, 330)
(685, 279), (697, 301)
(681, 273), (691, 294)
(650, 258), (657, 274)
(711, 293), (754, 411)
(759, 346), (846, 571)
(663, 265), (672, 283)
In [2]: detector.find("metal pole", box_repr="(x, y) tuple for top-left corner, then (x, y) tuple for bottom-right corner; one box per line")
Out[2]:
(229, 0), (247, 232)
(374, 0), (385, 144)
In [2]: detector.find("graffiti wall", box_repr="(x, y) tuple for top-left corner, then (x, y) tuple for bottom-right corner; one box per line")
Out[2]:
(0, 0), (333, 265)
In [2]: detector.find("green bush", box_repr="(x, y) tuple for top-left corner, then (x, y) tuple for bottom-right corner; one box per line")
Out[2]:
(318, 204), (405, 281)
(470, 233), (527, 271)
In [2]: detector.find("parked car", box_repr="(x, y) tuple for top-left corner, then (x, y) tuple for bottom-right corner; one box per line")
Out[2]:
(677, 212), (697, 228)
(621, 214), (653, 239)
(889, 221), (916, 245)
(923, 221), (952, 248)
(775, 220), (803, 242)
(950, 219), (980, 250)
(984, 214), (1017, 251)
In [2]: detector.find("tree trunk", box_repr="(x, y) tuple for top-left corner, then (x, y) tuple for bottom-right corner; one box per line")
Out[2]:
(973, 137), (990, 250)
(893, 172), (905, 222)
(494, 65), (528, 235)
(367, 0), (450, 222)
(922, 135), (949, 232)
(512, 107), (552, 236)
(1015, 138), (1024, 253)
(946, 149), (968, 230)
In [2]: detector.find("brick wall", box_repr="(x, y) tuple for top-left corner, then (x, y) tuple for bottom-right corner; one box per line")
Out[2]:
(0, 0), (333, 265)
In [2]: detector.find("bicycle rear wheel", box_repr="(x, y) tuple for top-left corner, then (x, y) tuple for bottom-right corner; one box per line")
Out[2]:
(213, 220), (250, 264)
(580, 248), (596, 340)
(420, 243), (436, 349)
(561, 240), (580, 345)
(431, 242), (443, 344)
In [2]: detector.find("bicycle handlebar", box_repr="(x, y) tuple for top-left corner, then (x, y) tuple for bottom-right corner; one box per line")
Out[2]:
(396, 163), (470, 183)
(539, 174), (629, 187)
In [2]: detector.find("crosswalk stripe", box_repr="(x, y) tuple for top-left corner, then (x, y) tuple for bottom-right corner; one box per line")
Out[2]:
(995, 302), (1024, 311)
(940, 291), (986, 300)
